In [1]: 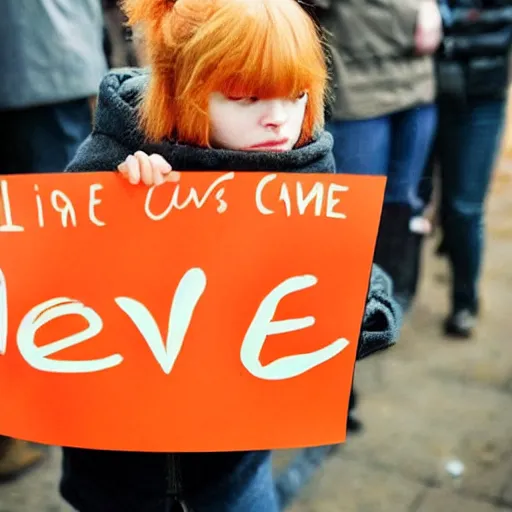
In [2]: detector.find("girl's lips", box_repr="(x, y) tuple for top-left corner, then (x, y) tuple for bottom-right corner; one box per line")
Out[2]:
(248, 138), (290, 149)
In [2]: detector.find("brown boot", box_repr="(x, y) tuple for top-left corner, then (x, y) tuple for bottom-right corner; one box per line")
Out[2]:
(0, 436), (45, 482)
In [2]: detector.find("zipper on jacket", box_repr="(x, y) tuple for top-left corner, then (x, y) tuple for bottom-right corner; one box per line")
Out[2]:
(164, 453), (188, 511)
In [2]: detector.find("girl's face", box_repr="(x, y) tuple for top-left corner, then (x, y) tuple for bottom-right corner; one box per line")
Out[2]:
(208, 92), (308, 152)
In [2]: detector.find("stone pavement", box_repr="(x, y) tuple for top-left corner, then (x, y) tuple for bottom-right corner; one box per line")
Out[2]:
(280, 164), (512, 512)
(1, 170), (511, 511)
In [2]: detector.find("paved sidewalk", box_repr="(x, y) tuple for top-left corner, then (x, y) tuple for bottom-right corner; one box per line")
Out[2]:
(282, 167), (512, 512)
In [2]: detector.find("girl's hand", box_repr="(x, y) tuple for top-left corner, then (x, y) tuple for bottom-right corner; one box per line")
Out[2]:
(117, 151), (180, 186)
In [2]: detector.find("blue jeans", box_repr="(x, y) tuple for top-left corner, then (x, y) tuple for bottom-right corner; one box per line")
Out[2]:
(61, 450), (278, 512)
(188, 453), (278, 512)
(436, 99), (506, 313)
(1, 98), (92, 175)
(327, 105), (437, 209)
(274, 446), (337, 510)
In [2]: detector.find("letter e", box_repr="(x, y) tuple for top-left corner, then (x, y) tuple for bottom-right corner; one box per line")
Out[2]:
(89, 184), (106, 226)
(17, 298), (123, 373)
(241, 276), (349, 380)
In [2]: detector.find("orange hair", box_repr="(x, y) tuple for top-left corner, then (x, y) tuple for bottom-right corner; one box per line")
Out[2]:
(122, 0), (327, 147)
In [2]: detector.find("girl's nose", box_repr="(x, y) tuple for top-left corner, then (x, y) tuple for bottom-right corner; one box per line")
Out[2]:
(261, 100), (288, 130)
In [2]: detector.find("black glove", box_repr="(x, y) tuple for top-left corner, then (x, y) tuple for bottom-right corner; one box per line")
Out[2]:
(357, 264), (402, 360)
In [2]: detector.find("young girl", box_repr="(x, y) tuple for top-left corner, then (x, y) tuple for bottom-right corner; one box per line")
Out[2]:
(63, 0), (400, 510)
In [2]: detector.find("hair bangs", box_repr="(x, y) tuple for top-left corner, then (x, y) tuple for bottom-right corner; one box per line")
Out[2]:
(205, 0), (326, 100)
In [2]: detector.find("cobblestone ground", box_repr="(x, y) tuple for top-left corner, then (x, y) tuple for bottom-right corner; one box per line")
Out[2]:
(282, 162), (512, 512)
(1, 163), (511, 512)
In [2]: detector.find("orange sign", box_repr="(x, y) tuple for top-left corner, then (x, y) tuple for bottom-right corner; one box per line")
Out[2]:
(0, 171), (385, 452)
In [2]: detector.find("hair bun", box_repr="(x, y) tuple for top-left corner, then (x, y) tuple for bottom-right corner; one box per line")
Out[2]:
(123, 0), (215, 49)
(164, 0), (216, 45)
(122, 0), (177, 23)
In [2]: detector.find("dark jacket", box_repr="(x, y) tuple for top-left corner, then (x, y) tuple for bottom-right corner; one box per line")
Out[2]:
(61, 68), (401, 512)
(438, 0), (512, 99)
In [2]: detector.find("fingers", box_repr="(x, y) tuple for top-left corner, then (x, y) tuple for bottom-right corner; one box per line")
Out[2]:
(118, 153), (180, 186)
(148, 154), (181, 183)
(148, 154), (171, 186)
(148, 153), (172, 174)
(118, 154), (141, 185)
(135, 151), (153, 186)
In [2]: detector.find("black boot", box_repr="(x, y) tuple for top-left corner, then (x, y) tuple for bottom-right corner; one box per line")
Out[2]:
(0, 436), (45, 482)
(444, 309), (476, 339)
(373, 204), (424, 313)
(346, 388), (363, 434)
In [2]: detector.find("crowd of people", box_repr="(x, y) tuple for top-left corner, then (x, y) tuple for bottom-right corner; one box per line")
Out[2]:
(1, 0), (510, 510)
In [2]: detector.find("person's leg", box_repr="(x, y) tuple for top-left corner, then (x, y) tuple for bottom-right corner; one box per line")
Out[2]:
(326, 116), (391, 176)
(189, 452), (278, 512)
(274, 445), (337, 510)
(387, 104), (438, 210)
(418, 135), (437, 210)
(0, 98), (92, 175)
(418, 135), (447, 257)
(327, 117), (391, 432)
(373, 105), (437, 312)
(346, 387), (363, 433)
(0, 435), (45, 481)
(437, 99), (506, 337)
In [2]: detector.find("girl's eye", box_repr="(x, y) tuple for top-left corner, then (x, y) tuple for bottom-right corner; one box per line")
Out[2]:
(295, 91), (307, 100)
(227, 96), (259, 104)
